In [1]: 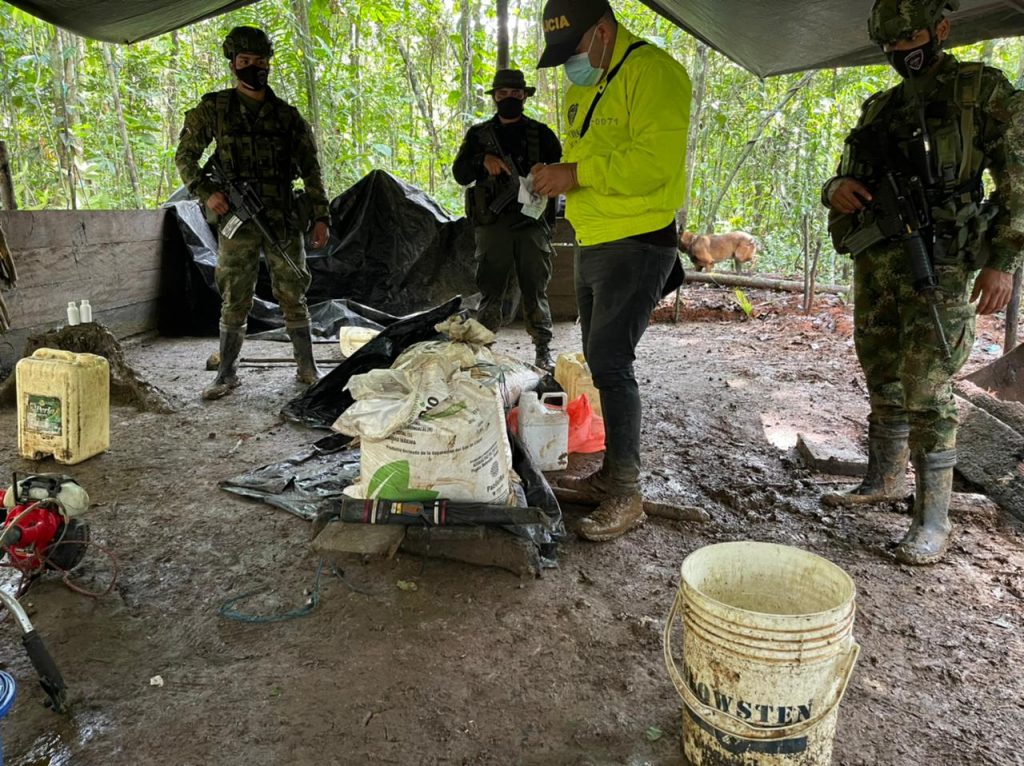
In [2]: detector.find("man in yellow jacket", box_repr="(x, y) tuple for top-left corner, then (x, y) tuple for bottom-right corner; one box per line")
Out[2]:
(534, 0), (691, 541)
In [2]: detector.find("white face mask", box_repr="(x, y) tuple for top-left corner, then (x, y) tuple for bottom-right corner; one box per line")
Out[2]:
(563, 30), (605, 86)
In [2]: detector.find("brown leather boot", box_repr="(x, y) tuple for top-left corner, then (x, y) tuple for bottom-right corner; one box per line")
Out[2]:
(822, 422), (909, 506)
(578, 493), (646, 542)
(557, 469), (615, 503)
(895, 450), (955, 566)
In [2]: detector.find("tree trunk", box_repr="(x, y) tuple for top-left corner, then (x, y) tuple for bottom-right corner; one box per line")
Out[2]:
(101, 44), (143, 208)
(1006, 266), (1022, 354)
(159, 30), (180, 200)
(0, 142), (16, 210)
(703, 71), (815, 232)
(397, 40), (441, 160)
(459, 0), (473, 125)
(683, 270), (849, 295)
(292, 0), (322, 148)
(678, 42), (708, 233)
(48, 27), (76, 209)
(496, 0), (509, 69)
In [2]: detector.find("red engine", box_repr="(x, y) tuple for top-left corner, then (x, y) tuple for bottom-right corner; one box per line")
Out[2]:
(0, 482), (89, 577)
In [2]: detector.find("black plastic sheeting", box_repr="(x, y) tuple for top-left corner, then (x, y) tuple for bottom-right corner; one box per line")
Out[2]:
(223, 400), (565, 566)
(281, 297), (462, 429)
(165, 170), (477, 338)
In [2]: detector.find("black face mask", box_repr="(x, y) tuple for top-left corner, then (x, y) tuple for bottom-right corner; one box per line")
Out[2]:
(886, 36), (941, 79)
(496, 97), (525, 120)
(235, 64), (269, 91)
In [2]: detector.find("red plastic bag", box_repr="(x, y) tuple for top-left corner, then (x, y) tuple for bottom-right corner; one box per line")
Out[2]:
(567, 393), (605, 454)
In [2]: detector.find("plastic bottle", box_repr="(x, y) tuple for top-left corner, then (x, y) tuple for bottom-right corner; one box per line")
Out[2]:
(78, 300), (93, 323)
(519, 391), (569, 471)
(66, 301), (81, 326)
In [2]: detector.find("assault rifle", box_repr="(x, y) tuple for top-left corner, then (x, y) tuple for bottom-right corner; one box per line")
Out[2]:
(839, 120), (952, 360)
(202, 155), (304, 278)
(476, 126), (520, 220)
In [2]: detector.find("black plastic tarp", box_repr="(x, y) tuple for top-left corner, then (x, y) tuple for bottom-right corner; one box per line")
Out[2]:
(8, 0), (1023, 76)
(166, 170), (477, 337)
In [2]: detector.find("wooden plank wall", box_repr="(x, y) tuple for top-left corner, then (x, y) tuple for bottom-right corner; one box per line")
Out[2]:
(0, 209), (175, 372)
(549, 218), (578, 321)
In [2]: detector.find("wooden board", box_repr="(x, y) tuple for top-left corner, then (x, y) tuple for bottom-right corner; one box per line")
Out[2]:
(954, 396), (1024, 521)
(311, 521), (406, 559)
(0, 210), (170, 251)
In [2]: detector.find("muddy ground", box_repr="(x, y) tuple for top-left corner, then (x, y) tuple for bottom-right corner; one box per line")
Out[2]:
(1, 284), (1022, 766)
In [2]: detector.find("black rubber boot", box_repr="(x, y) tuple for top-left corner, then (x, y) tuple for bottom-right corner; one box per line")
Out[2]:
(287, 325), (322, 385)
(822, 421), (910, 506)
(895, 450), (955, 566)
(202, 324), (245, 400)
(534, 343), (554, 372)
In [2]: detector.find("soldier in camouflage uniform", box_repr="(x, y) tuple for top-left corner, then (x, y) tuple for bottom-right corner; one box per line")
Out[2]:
(822, 0), (1024, 564)
(175, 26), (331, 400)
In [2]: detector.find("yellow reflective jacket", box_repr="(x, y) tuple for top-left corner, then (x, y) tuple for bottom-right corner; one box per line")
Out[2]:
(562, 26), (692, 246)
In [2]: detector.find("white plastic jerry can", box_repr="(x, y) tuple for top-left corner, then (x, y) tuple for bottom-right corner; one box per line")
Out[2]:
(519, 391), (569, 471)
(16, 349), (110, 464)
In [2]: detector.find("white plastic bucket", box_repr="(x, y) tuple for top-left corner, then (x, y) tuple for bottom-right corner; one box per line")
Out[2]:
(663, 542), (859, 766)
(519, 391), (569, 471)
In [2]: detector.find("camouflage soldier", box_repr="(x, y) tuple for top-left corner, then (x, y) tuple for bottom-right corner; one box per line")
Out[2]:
(452, 69), (562, 370)
(822, 0), (1024, 564)
(175, 26), (331, 400)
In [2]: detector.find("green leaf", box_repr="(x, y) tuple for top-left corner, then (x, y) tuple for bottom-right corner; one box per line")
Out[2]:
(367, 460), (439, 501)
(645, 726), (663, 742)
(733, 288), (754, 319)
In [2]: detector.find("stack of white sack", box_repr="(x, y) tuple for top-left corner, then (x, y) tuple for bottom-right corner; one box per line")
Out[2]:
(334, 315), (539, 504)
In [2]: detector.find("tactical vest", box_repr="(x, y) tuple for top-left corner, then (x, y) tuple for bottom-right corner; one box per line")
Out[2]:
(849, 62), (997, 264)
(208, 89), (299, 205)
(466, 118), (543, 226)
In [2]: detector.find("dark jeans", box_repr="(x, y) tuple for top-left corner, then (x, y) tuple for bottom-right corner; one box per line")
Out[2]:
(575, 238), (677, 494)
(474, 216), (553, 346)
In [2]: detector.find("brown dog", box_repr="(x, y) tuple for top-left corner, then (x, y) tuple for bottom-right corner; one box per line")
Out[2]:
(679, 230), (758, 273)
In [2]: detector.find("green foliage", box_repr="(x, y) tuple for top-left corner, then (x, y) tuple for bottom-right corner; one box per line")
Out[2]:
(733, 288), (754, 319)
(1, 0), (1022, 286)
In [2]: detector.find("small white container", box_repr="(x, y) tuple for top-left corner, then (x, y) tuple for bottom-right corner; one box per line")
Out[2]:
(66, 302), (81, 326)
(519, 391), (569, 471)
(78, 300), (93, 323)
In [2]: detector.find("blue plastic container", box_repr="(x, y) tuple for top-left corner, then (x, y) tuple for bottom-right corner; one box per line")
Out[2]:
(0, 671), (15, 766)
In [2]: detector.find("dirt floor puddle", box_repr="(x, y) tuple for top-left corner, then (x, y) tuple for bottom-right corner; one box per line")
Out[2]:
(12, 711), (112, 766)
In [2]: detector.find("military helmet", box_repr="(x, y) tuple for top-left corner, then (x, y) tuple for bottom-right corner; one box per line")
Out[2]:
(869, 0), (959, 46)
(222, 26), (274, 60)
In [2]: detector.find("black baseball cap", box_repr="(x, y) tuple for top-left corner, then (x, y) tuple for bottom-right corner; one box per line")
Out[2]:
(537, 0), (611, 68)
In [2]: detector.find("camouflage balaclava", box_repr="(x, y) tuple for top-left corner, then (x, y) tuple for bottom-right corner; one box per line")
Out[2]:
(869, 0), (959, 78)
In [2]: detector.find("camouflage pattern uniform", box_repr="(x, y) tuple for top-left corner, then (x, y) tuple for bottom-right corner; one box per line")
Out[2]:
(175, 87), (330, 330)
(824, 0), (1024, 564)
(827, 53), (1024, 454)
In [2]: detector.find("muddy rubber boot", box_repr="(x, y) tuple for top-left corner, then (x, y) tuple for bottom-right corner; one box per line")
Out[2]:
(578, 493), (646, 541)
(202, 324), (245, 401)
(822, 422), (910, 506)
(534, 343), (554, 372)
(895, 450), (955, 566)
(287, 325), (321, 385)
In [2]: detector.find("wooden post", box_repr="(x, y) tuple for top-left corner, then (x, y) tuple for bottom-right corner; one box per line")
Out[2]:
(0, 141), (16, 210)
(1006, 266), (1022, 354)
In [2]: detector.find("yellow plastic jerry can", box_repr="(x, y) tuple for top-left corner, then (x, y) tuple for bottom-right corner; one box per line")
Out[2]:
(16, 349), (110, 464)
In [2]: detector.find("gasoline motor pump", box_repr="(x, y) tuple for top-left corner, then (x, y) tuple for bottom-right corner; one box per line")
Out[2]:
(0, 474), (94, 714)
